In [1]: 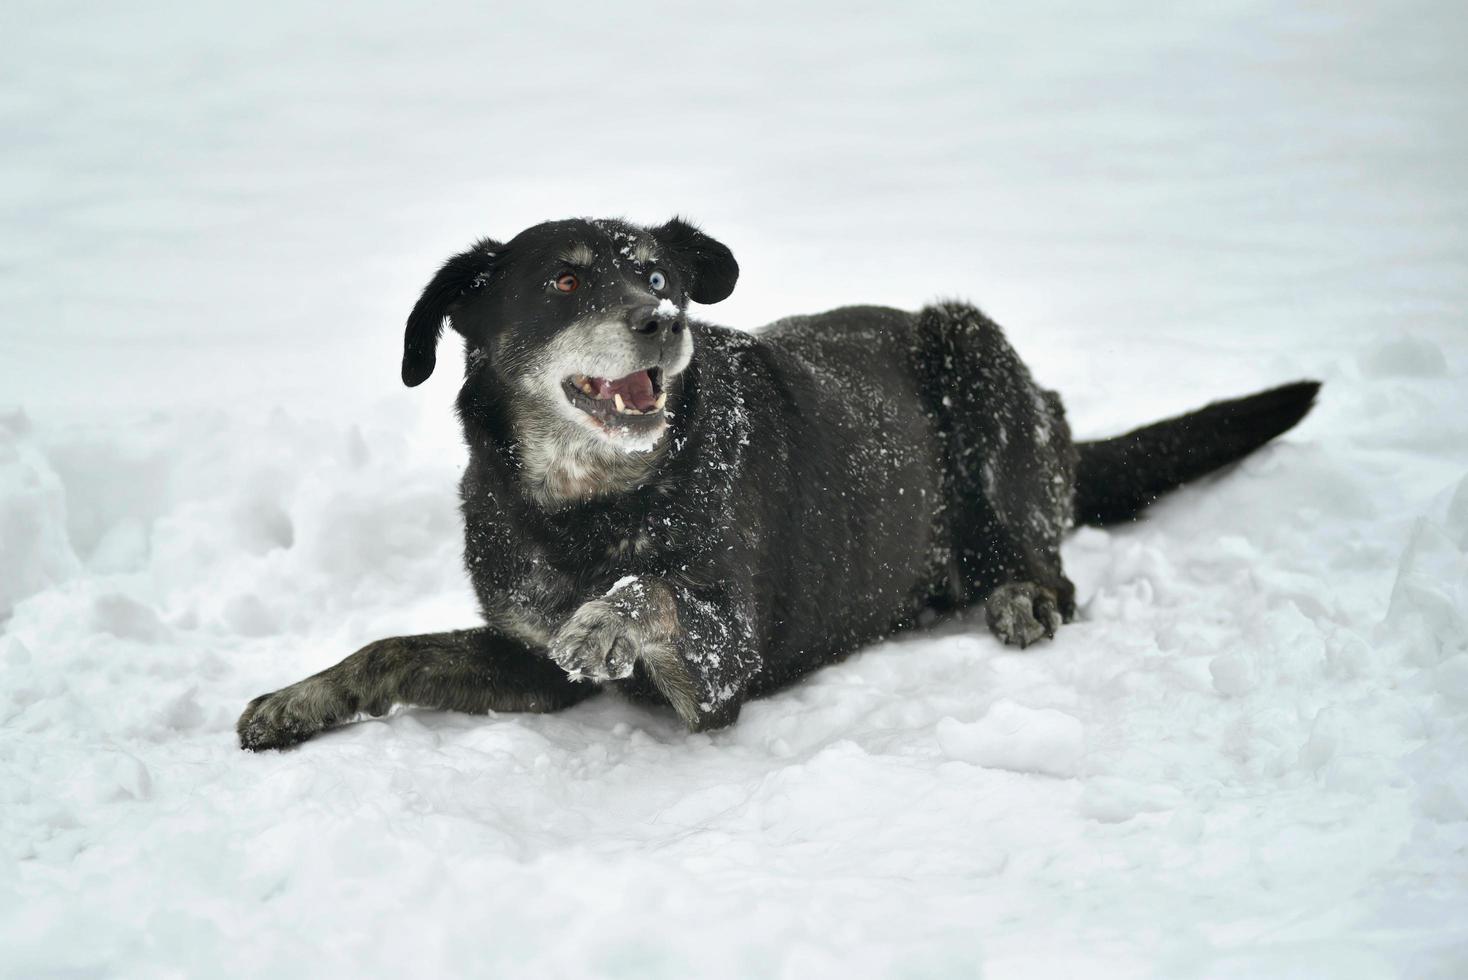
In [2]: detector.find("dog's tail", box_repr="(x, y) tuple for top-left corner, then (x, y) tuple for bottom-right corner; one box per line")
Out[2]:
(1073, 381), (1321, 527)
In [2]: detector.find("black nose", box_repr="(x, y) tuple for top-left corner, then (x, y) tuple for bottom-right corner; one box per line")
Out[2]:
(626, 305), (683, 337)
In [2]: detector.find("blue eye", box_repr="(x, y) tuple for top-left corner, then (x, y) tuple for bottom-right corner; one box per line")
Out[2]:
(649, 270), (666, 291)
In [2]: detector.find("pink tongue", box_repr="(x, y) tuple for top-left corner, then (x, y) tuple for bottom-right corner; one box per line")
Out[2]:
(591, 370), (657, 411)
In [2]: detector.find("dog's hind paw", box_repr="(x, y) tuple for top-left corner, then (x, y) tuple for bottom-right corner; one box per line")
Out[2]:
(549, 600), (640, 683)
(237, 677), (359, 751)
(985, 582), (1064, 649)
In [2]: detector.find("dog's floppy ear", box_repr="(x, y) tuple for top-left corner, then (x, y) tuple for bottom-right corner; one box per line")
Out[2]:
(651, 217), (738, 305)
(402, 239), (500, 387)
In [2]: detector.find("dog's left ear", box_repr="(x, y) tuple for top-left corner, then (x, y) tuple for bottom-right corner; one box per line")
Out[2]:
(402, 239), (500, 387)
(651, 217), (738, 305)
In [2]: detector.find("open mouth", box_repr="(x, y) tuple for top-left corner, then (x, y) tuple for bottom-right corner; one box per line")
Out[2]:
(562, 367), (667, 426)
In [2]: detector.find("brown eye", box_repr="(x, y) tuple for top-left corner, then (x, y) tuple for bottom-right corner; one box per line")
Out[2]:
(555, 272), (579, 293)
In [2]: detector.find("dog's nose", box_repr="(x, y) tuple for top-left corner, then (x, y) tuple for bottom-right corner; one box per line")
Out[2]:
(626, 305), (683, 338)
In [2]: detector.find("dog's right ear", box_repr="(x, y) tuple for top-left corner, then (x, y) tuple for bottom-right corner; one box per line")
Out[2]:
(402, 239), (500, 387)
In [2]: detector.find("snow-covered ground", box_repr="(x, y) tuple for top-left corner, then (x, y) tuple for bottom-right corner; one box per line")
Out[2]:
(3, 1), (1466, 976)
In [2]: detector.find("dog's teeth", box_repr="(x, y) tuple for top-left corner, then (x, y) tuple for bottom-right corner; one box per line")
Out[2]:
(613, 393), (625, 412)
(654, 392), (667, 411)
(581, 380), (594, 395)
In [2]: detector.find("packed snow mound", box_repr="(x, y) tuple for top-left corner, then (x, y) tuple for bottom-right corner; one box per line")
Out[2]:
(1359, 335), (1450, 379)
(936, 701), (1086, 777)
(4, 1), (1468, 976)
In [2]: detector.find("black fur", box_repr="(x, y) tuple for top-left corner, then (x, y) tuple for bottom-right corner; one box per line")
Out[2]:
(401, 238), (500, 387)
(1073, 381), (1321, 526)
(649, 216), (739, 304)
(238, 217), (1320, 750)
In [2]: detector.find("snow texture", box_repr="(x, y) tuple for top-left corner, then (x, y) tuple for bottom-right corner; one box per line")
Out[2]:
(936, 702), (1086, 777)
(3, 2), (1467, 977)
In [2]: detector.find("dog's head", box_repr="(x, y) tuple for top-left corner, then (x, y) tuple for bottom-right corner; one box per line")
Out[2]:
(402, 217), (737, 453)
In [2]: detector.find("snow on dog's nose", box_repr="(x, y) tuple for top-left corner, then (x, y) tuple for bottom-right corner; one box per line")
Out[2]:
(625, 303), (684, 340)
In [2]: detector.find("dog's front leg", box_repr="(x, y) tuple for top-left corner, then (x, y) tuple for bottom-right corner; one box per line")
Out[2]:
(548, 576), (757, 732)
(237, 628), (592, 751)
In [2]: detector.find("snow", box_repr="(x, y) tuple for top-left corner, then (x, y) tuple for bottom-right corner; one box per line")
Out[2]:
(2, 1), (1467, 976)
(935, 701), (1086, 777)
(606, 575), (641, 597)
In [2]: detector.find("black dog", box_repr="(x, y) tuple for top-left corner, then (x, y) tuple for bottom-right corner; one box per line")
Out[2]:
(238, 217), (1319, 750)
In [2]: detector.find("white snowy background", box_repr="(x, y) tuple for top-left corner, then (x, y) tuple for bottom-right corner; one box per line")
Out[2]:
(3, 1), (1466, 976)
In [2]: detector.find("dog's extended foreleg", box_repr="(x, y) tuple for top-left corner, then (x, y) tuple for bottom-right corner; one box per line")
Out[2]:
(237, 628), (591, 751)
(548, 576), (758, 732)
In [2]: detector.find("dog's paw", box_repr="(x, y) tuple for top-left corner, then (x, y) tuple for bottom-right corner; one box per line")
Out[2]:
(236, 677), (354, 751)
(549, 600), (640, 683)
(985, 582), (1064, 649)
